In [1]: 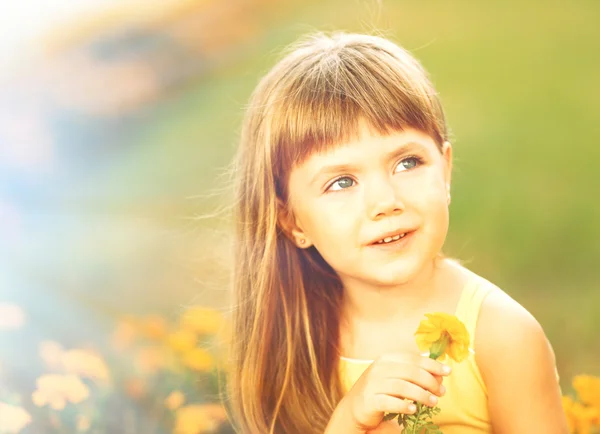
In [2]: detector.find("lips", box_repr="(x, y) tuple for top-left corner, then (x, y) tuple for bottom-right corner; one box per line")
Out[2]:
(374, 232), (407, 244)
(368, 229), (415, 245)
(368, 230), (416, 250)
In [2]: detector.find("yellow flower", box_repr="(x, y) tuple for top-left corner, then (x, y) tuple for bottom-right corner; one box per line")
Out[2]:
(414, 313), (470, 362)
(562, 396), (578, 433)
(573, 375), (600, 410)
(32, 374), (90, 410)
(174, 404), (228, 434)
(62, 349), (111, 383)
(165, 390), (186, 411)
(39, 340), (64, 370)
(167, 329), (197, 353)
(0, 402), (32, 433)
(180, 307), (224, 335)
(563, 396), (598, 434)
(182, 348), (214, 372)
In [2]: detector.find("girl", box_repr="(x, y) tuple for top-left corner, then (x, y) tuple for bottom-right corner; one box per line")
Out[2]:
(226, 32), (568, 433)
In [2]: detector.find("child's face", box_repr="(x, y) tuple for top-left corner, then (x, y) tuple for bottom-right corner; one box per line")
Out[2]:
(286, 123), (452, 287)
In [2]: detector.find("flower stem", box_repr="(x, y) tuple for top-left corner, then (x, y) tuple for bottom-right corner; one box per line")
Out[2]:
(405, 402), (425, 434)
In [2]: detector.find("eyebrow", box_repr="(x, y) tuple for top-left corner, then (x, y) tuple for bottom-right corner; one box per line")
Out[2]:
(309, 141), (427, 187)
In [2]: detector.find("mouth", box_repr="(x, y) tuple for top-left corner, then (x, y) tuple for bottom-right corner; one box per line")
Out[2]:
(374, 232), (407, 244)
(369, 230), (415, 246)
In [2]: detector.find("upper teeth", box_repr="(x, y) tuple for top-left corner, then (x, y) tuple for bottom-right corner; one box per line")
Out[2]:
(377, 233), (406, 244)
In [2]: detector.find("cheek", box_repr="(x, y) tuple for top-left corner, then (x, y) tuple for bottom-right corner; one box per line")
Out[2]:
(294, 200), (361, 266)
(406, 170), (447, 208)
(424, 192), (450, 245)
(406, 173), (449, 232)
(302, 204), (357, 245)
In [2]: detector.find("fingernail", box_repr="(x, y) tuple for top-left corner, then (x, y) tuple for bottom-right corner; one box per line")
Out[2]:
(439, 385), (446, 395)
(429, 395), (438, 405)
(408, 404), (416, 412)
(442, 365), (452, 374)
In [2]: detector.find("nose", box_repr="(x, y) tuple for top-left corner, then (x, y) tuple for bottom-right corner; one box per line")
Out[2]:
(365, 175), (404, 220)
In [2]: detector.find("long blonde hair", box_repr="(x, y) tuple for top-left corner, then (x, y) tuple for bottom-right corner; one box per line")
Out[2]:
(227, 32), (450, 434)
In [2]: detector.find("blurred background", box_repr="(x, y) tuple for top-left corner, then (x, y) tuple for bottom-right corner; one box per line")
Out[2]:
(0, 0), (599, 432)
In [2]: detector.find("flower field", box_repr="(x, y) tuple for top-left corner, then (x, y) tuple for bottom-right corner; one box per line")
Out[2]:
(0, 303), (231, 434)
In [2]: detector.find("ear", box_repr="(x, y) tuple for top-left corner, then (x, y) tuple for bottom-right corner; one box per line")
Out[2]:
(441, 140), (453, 189)
(276, 199), (313, 249)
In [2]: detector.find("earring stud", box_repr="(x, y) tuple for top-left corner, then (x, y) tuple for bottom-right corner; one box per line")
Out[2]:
(299, 239), (306, 245)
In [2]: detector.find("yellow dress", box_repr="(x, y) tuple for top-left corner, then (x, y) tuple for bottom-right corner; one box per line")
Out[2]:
(339, 276), (495, 433)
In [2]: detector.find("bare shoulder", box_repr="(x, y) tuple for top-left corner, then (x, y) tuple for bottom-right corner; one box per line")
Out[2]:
(445, 261), (557, 369)
(473, 276), (554, 367)
(459, 268), (569, 433)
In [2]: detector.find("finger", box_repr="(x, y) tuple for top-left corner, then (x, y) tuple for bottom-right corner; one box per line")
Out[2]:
(432, 373), (444, 387)
(378, 363), (445, 397)
(432, 374), (446, 396)
(378, 353), (452, 377)
(411, 366), (446, 397)
(416, 356), (452, 377)
(366, 420), (404, 433)
(378, 378), (440, 408)
(370, 394), (417, 415)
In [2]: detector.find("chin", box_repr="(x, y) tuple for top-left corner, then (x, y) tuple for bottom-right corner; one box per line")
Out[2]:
(370, 270), (418, 287)
(369, 256), (433, 287)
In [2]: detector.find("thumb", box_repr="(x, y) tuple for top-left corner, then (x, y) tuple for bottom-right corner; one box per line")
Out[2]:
(366, 420), (404, 433)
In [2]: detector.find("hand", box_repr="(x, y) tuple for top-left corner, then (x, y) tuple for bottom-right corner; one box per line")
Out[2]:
(366, 420), (404, 433)
(343, 353), (451, 432)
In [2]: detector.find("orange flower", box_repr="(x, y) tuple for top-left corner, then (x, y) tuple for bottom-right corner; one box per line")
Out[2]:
(167, 329), (197, 353)
(76, 414), (91, 432)
(180, 307), (224, 335)
(0, 402), (32, 433)
(414, 313), (470, 362)
(136, 346), (168, 374)
(32, 374), (90, 410)
(112, 318), (137, 350)
(182, 348), (214, 372)
(165, 390), (186, 411)
(124, 378), (146, 399)
(141, 316), (168, 340)
(174, 404), (228, 434)
(62, 349), (110, 383)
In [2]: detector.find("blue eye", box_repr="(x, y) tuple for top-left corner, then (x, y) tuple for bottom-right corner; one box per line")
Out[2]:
(395, 156), (422, 172)
(328, 176), (355, 191)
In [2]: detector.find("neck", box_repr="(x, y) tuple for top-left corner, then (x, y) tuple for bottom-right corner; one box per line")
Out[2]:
(339, 259), (447, 325)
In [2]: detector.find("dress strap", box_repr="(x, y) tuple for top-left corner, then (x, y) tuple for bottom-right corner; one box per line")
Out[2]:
(454, 277), (495, 339)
